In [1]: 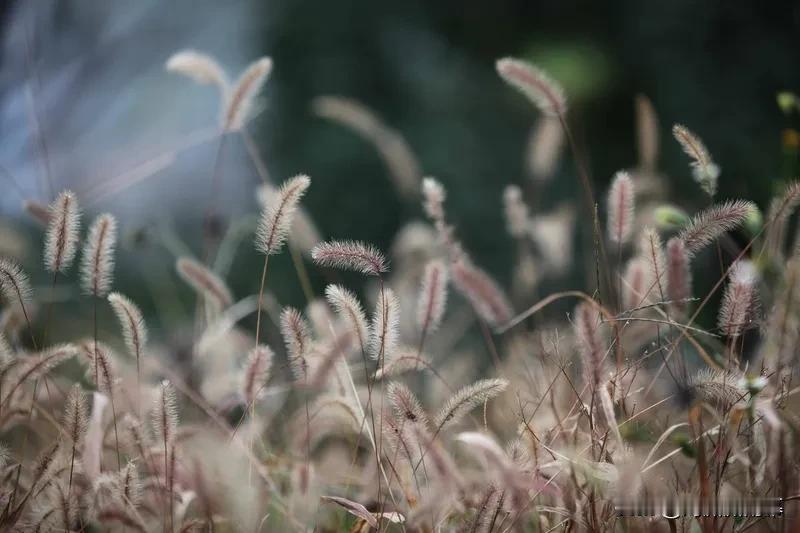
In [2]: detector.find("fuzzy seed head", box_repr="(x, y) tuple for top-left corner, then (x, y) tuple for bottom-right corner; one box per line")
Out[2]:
(635, 94), (659, 171)
(166, 49), (229, 89)
(152, 380), (178, 446)
(451, 258), (513, 327)
(325, 284), (369, 350)
(678, 200), (754, 255)
(44, 190), (81, 273)
(689, 370), (747, 412)
(387, 381), (429, 428)
(63, 384), (88, 445)
(122, 414), (150, 460)
(0, 258), (32, 308)
(769, 181), (800, 225)
(369, 287), (400, 361)
(639, 227), (666, 297)
(119, 460), (142, 508)
(31, 441), (61, 490)
(764, 181), (800, 258)
(573, 302), (605, 390)
(176, 257), (233, 311)
(256, 183), (322, 255)
(242, 345), (273, 406)
(672, 124), (720, 197)
(280, 307), (311, 380)
(107, 292), (148, 361)
(607, 171), (635, 245)
(719, 260), (759, 337)
(223, 57), (273, 131)
(28, 343), (78, 380)
(527, 116), (564, 181)
(80, 214), (118, 297)
(496, 57), (567, 117)
(417, 259), (448, 335)
(312, 240), (388, 276)
(434, 378), (509, 431)
(255, 174), (311, 255)
(373, 350), (431, 380)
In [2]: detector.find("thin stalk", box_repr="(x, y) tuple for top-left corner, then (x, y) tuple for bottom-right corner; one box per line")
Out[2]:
(375, 280), (387, 516)
(247, 253), (271, 485)
(289, 243), (314, 303)
(558, 114), (614, 307)
(203, 134), (229, 261)
(66, 442), (76, 528)
(12, 271), (59, 507)
(164, 439), (171, 533)
(109, 392), (122, 470)
(254, 255), (270, 347)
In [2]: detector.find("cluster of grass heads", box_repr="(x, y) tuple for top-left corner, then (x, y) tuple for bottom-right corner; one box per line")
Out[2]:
(0, 50), (798, 532)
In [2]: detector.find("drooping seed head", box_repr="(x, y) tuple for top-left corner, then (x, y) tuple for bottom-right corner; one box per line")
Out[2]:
(451, 258), (513, 327)
(0, 258), (32, 308)
(255, 174), (311, 256)
(678, 200), (754, 255)
(256, 183), (322, 255)
(176, 257), (233, 311)
(223, 57), (273, 132)
(672, 124), (720, 197)
(165, 49), (229, 89)
(313, 96), (421, 199)
(312, 240), (388, 276)
(433, 378), (509, 431)
(496, 57), (567, 117)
